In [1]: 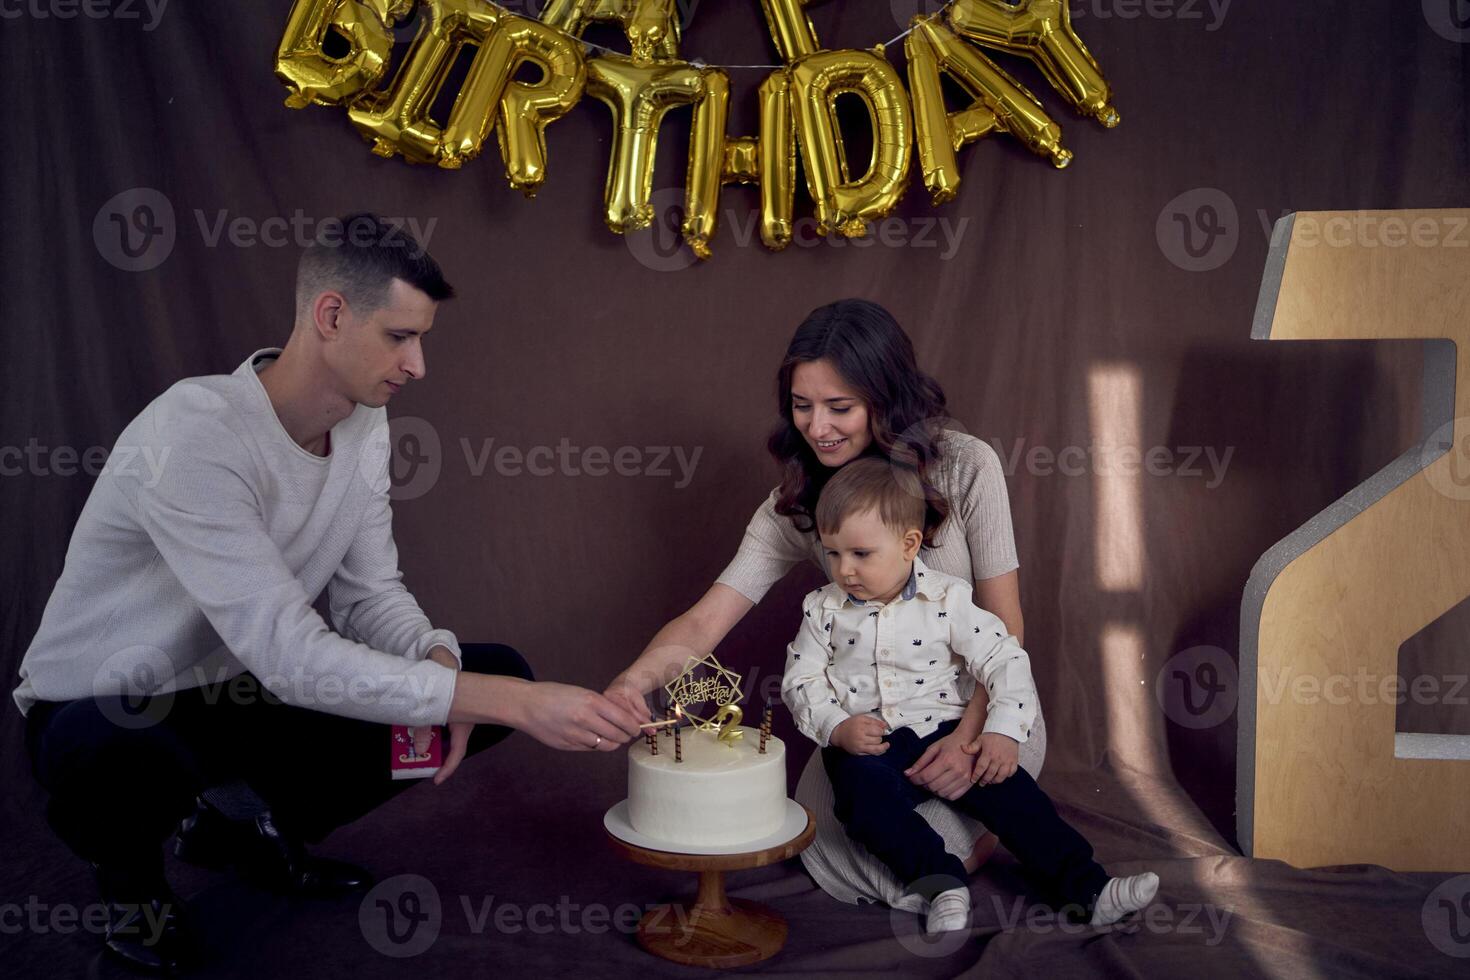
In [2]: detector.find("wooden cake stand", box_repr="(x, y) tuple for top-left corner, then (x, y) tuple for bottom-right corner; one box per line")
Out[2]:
(605, 804), (815, 968)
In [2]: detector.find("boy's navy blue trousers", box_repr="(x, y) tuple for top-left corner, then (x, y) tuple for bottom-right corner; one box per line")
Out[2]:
(24, 643), (531, 872)
(822, 718), (1110, 913)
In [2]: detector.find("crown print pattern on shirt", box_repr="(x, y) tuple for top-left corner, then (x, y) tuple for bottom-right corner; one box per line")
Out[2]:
(780, 559), (1039, 746)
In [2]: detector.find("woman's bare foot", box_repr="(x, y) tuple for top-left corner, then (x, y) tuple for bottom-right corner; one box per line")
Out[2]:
(962, 832), (997, 874)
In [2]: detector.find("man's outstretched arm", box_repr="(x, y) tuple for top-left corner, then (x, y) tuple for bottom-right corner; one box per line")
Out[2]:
(446, 670), (647, 751)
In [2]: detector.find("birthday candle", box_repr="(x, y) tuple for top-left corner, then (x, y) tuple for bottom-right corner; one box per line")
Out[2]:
(759, 696), (773, 754)
(674, 704), (683, 763)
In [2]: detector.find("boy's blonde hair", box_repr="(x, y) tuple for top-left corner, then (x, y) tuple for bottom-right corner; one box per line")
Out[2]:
(815, 458), (926, 537)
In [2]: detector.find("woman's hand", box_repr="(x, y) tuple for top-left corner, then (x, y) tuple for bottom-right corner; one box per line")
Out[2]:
(965, 732), (1019, 785)
(603, 678), (653, 725)
(906, 732), (978, 800)
(831, 715), (890, 755)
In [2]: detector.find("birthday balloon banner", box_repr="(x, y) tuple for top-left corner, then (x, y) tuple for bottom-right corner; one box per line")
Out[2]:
(274, 0), (1118, 259)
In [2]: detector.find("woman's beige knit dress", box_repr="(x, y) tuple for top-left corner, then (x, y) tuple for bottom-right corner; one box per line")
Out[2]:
(715, 432), (1048, 912)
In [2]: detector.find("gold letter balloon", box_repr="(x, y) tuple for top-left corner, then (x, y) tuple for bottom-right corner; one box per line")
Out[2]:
(789, 48), (913, 238)
(275, 0), (398, 108)
(273, 0), (1120, 259)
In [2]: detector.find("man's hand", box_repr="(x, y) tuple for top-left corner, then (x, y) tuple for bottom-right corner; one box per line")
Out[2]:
(905, 732), (978, 799)
(963, 732), (1019, 786)
(603, 677), (653, 725)
(507, 682), (649, 751)
(422, 645), (471, 784)
(830, 714), (890, 755)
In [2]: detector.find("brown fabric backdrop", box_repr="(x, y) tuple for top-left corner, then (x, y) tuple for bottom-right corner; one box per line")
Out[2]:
(3, 1), (1468, 977)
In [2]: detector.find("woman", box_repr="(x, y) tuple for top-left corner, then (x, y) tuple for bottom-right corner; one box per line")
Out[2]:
(605, 299), (1047, 912)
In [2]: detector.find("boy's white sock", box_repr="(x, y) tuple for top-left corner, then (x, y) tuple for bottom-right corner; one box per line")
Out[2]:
(1089, 872), (1160, 927)
(925, 886), (972, 934)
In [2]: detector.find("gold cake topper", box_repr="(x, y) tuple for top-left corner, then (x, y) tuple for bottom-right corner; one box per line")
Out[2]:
(665, 654), (745, 744)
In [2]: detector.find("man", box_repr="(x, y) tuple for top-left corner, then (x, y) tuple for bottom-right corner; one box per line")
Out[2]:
(15, 213), (646, 973)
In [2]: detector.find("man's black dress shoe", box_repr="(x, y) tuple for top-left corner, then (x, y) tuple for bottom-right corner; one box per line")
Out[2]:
(92, 861), (197, 975)
(175, 796), (373, 896)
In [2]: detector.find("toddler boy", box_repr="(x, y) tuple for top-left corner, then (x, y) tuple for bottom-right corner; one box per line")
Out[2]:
(781, 459), (1159, 932)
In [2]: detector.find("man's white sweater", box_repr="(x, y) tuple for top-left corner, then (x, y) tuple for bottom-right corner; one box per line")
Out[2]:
(13, 348), (462, 727)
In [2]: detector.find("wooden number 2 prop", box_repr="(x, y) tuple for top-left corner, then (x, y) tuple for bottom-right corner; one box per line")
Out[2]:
(1240, 209), (1470, 871)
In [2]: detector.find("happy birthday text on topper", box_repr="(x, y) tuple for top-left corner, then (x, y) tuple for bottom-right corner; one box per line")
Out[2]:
(664, 653), (743, 733)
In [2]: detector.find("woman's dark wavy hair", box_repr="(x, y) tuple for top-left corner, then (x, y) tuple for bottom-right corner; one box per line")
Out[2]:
(768, 299), (952, 544)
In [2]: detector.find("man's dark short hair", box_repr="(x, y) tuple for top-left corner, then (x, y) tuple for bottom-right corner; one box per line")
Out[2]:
(295, 212), (453, 317)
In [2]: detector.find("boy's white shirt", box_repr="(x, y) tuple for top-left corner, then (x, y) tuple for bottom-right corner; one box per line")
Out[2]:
(780, 557), (1038, 748)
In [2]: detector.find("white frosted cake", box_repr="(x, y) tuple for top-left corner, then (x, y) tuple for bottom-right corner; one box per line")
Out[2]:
(628, 726), (787, 848)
